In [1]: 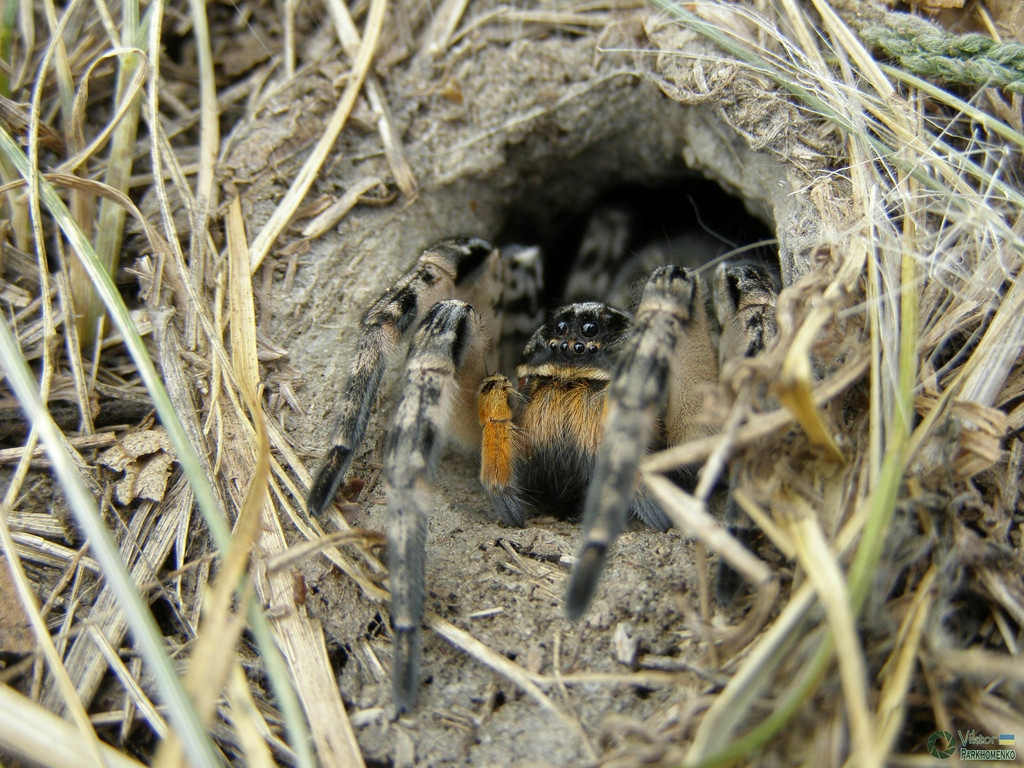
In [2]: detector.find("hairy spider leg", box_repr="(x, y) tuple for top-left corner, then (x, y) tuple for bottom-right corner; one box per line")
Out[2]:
(710, 262), (780, 603)
(566, 266), (717, 619)
(478, 373), (527, 525)
(384, 300), (488, 714)
(711, 262), (779, 366)
(307, 236), (503, 517)
(497, 244), (544, 372)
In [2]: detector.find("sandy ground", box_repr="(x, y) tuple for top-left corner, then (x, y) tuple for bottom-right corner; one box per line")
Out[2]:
(303, 436), (714, 766)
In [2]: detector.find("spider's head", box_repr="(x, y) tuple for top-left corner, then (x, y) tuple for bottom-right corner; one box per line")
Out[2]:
(516, 302), (631, 381)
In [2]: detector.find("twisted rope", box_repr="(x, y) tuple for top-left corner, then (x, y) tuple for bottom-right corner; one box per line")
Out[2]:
(862, 13), (1024, 94)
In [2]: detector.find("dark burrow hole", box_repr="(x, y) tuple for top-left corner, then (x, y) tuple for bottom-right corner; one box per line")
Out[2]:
(496, 178), (777, 310)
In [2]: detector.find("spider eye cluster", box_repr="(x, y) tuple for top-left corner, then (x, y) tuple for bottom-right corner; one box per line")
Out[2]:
(548, 311), (604, 355)
(519, 303), (632, 373)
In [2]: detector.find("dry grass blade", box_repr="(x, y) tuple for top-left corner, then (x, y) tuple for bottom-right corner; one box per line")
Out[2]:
(264, 529), (387, 574)
(425, 613), (566, 718)
(152, 201), (268, 766)
(913, 273), (1024, 468)
(784, 500), (875, 768)
(301, 175), (386, 239)
(89, 625), (168, 739)
(38, 489), (186, 715)
(185, 0), (220, 229)
(930, 648), (1024, 687)
(227, 198), (261, 402)
(646, 3), (1023, 763)
(53, 269), (93, 434)
(253, 511), (366, 767)
(248, 0), (388, 272)
(56, 47), (147, 176)
(644, 473), (773, 590)
(730, 487), (794, 559)
(226, 197), (362, 767)
(772, 246), (865, 463)
(641, 355), (869, 474)
(0, 683), (146, 768)
(73, 42), (146, 349)
(225, 664), (276, 768)
(0, 501), (106, 766)
(420, 0), (470, 56)
(775, 315), (843, 461)
(686, 577), (821, 762)
(448, 8), (614, 47)
(324, 0), (417, 198)
(872, 566), (938, 756)
(806, 0), (895, 99)
(0, 315), (220, 766)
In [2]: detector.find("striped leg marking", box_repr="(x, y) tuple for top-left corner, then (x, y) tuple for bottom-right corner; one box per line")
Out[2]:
(384, 300), (482, 713)
(307, 237), (498, 517)
(711, 261), (779, 601)
(565, 266), (706, 619)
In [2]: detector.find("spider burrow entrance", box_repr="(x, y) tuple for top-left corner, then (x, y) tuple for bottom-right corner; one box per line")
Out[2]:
(496, 180), (778, 316)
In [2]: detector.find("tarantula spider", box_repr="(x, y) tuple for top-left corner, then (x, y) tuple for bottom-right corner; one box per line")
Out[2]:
(307, 236), (779, 712)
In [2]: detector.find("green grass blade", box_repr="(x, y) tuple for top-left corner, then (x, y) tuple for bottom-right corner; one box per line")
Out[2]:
(0, 121), (315, 765)
(0, 315), (221, 768)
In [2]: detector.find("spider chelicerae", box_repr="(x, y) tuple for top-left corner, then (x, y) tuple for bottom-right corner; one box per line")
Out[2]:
(306, 235), (779, 712)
